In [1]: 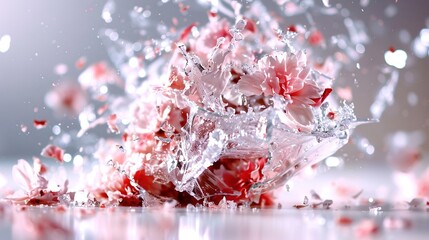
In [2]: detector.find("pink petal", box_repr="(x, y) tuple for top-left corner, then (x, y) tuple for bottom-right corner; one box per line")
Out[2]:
(237, 72), (264, 96)
(33, 157), (48, 175)
(12, 160), (34, 192)
(41, 144), (64, 163)
(180, 23), (197, 41)
(291, 82), (322, 105)
(286, 104), (314, 127)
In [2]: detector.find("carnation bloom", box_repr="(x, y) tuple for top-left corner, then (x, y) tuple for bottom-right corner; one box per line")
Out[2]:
(86, 140), (142, 206)
(238, 51), (330, 129)
(10, 10), (359, 209)
(6, 159), (68, 205)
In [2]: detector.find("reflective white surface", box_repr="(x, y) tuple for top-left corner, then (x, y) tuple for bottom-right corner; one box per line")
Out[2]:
(1, 159), (429, 240)
(0, 205), (428, 240)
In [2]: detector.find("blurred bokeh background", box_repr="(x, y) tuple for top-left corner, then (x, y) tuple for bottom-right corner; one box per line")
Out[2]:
(0, 0), (428, 179)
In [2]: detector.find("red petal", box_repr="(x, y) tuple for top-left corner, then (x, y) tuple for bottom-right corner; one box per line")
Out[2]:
(180, 23), (197, 42)
(33, 119), (47, 129)
(311, 88), (332, 107)
(287, 25), (297, 33)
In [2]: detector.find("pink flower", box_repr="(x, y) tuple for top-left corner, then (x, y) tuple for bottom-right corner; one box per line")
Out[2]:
(238, 51), (330, 128)
(86, 165), (139, 205)
(12, 159), (48, 193)
(86, 140), (143, 205)
(45, 81), (87, 116)
(6, 159), (68, 205)
(41, 144), (64, 163)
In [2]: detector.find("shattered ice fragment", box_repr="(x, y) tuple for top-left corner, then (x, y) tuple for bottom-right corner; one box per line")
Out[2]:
(344, 18), (369, 45)
(303, 196), (309, 205)
(322, 199), (333, 209)
(352, 189), (364, 199)
(310, 190), (322, 201)
(370, 69), (398, 119)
